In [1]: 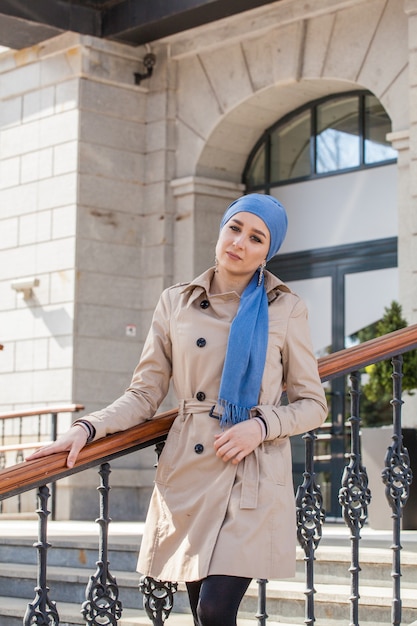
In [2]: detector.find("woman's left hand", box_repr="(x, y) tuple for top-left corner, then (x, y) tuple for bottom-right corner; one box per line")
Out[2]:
(214, 419), (263, 464)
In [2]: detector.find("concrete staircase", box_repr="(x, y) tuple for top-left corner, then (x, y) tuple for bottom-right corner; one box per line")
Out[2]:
(0, 519), (416, 626)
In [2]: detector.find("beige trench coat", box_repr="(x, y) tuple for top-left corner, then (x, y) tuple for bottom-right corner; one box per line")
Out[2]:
(86, 268), (328, 582)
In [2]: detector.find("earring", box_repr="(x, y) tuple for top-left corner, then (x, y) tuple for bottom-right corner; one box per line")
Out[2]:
(257, 261), (266, 287)
(214, 256), (219, 272)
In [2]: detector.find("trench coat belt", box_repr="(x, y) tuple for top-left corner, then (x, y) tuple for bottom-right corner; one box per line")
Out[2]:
(178, 398), (260, 510)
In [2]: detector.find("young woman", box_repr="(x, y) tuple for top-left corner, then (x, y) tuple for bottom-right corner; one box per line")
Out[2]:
(27, 193), (328, 626)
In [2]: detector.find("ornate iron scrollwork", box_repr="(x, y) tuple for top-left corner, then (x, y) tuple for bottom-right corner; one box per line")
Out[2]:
(81, 463), (122, 626)
(381, 355), (412, 626)
(24, 485), (60, 625)
(338, 371), (371, 626)
(139, 576), (178, 626)
(296, 429), (325, 626)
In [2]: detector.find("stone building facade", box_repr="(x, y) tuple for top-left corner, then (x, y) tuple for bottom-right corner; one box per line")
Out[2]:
(0, 0), (416, 519)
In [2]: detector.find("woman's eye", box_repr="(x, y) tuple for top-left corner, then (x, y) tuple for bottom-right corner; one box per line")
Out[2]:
(251, 235), (262, 243)
(230, 225), (240, 232)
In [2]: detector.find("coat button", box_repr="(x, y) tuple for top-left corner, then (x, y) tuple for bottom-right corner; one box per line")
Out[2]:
(194, 443), (204, 454)
(200, 299), (210, 309)
(196, 391), (206, 401)
(196, 337), (206, 347)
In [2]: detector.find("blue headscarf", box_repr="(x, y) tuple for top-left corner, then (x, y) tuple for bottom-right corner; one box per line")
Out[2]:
(216, 194), (288, 427)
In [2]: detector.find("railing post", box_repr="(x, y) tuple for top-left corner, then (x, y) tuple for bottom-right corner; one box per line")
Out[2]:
(50, 412), (58, 521)
(338, 370), (371, 626)
(23, 484), (60, 625)
(382, 355), (412, 626)
(295, 429), (325, 626)
(81, 463), (122, 625)
(255, 578), (268, 626)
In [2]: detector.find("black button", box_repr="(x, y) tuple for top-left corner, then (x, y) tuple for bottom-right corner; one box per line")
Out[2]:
(200, 299), (210, 309)
(196, 338), (206, 347)
(194, 443), (204, 454)
(196, 391), (206, 401)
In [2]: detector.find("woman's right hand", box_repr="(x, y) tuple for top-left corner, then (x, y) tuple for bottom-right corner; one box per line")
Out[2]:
(25, 426), (88, 468)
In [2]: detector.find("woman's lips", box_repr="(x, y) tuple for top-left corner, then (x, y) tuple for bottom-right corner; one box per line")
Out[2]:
(226, 251), (241, 261)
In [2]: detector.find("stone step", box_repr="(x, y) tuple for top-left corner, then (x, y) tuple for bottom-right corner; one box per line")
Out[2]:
(0, 520), (416, 625)
(0, 564), (416, 626)
(0, 595), (301, 626)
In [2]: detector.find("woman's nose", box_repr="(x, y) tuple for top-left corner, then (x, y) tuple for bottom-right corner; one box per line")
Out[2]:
(233, 235), (244, 248)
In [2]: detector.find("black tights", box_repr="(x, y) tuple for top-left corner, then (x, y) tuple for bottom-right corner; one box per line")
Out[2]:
(186, 575), (251, 626)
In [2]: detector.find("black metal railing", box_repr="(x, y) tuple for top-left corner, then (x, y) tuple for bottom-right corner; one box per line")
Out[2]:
(0, 325), (417, 625)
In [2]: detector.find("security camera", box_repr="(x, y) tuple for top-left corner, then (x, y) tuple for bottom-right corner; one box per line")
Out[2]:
(10, 277), (40, 299)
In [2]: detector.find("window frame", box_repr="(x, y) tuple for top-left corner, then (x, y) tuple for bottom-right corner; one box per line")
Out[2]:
(242, 90), (397, 192)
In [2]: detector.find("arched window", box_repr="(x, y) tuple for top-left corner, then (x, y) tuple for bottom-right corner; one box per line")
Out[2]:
(243, 91), (397, 191)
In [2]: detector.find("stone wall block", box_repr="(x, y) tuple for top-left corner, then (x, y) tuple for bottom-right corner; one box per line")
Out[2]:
(77, 303), (143, 343)
(77, 275), (142, 309)
(78, 173), (143, 215)
(40, 48), (82, 87)
(0, 181), (39, 219)
(79, 142), (144, 183)
(242, 22), (301, 92)
(0, 216), (18, 250)
(50, 269), (75, 305)
(52, 206), (77, 240)
(176, 55), (223, 139)
(49, 334), (73, 369)
(0, 61), (41, 99)
(175, 119), (206, 179)
(26, 237), (75, 276)
(0, 95), (22, 128)
(0, 156), (20, 189)
(76, 238), (142, 278)
(21, 148), (53, 183)
(15, 338), (49, 372)
(199, 43), (253, 112)
(145, 150), (169, 184)
(143, 182), (169, 215)
(55, 78), (79, 112)
(323, 0), (385, 82)
(409, 158), (417, 196)
(147, 120), (171, 153)
(80, 78), (146, 122)
(38, 172), (78, 210)
(53, 141), (78, 176)
(32, 369), (72, 404)
(146, 90), (169, 124)
(0, 120), (41, 159)
(73, 368), (133, 409)
(302, 13), (335, 79)
(0, 339), (14, 373)
(76, 336), (141, 375)
(19, 210), (52, 246)
(39, 110), (79, 149)
(357, 0), (408, 97)
(78, 205), (142, 246)
(138, 243), (168, 279)
(79, 110), (145, 153)
(23, 86), (55, 122)
(0, 301), (73, 340)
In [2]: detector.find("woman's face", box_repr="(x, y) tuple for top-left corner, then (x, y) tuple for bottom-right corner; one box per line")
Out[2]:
(215, 211), (271, 280)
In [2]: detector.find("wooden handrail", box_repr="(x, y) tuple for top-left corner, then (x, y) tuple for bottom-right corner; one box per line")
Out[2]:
(318, 324), (417, 382)
(1, 324), (417, 500)
(0, 404), (84, 420)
